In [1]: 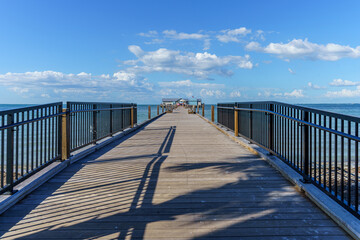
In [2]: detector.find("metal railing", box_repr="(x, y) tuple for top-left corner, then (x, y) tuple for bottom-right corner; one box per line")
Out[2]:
(218, 101), (360, 218)
(67, 102), (136, 152)
(0, 103), (63, 194)
(0, 102), (137, 194)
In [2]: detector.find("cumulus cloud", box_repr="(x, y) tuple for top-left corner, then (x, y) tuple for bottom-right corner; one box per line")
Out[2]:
(329, 78), (359, 86)
(125, 45), (253, 79)
(216, 27), (251, 43)
(325, 86), (360, 98)
(230, 90), (241, 98)
(246, 38), (360, 61)
(200, 89), (226, 98)
(257, 89), (304, 98)
(0, 70), (153, 97)
(157, 79), (225, 99)
(307, 82), (324, 89)
(158, 79), (224, 88)
(284, 89), (304, 97)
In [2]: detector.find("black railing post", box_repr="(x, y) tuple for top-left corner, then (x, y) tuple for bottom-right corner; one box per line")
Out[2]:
(249, 104), (253, 139)
(109, 104), (113, 135)
(93, 104), (97, 142)
(302, 110), (311, 183)
(131, 106), (134, 128)
(5, 113), (15, 194)
(268, 104), (274, 152)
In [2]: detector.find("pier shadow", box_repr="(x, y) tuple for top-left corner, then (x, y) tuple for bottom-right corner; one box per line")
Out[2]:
(0, 124), (346, 239)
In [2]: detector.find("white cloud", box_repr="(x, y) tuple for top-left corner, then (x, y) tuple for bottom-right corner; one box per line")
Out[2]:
(158, 79), (224, 88)
(125, 45), (253, 79)
(288, 68), (295, 74)
(284, 89), (304, 98)
(200, 89), (225, 98)
(138, 30), (158, 37)
(257, 89), (304, 98)
(41, 93), (50, 98)
(216, 27), (251, 43)
(246, 38), (360, 61)
(0, 70), (153, 97)
(307, 82), (324, 89)
(203, 39), (211, 50)
(10, 87), (29, 94)
(329, 78), (359, 86)
(230, 90), (241, 98)
(325, 86), (360, 98)
(163, 30), (208, 40)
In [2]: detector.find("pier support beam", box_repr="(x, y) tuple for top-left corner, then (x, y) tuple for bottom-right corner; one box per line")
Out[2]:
(148, 106), (151, 119)
(157, 105), (159, 115)
(202, 104), (205, 117)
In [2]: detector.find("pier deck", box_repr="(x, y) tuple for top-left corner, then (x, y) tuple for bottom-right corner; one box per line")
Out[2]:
(0, 107), (350, 239)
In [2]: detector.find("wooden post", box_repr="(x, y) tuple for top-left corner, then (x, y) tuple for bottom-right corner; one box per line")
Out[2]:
(197, 104), (199, 114)
(162, 105), (164, 113)
(157, 105), (159, 115)
(148, 106), (151, 119)
(234, 109), (239, 137)
(61, 108), (70, 161)
(211, 105), (214, 122)
(131, 107), (134, 128)
(202, 103), (205, 117)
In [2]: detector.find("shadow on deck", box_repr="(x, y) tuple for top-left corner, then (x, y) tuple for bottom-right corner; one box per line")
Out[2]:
(0, 110), (349, 239)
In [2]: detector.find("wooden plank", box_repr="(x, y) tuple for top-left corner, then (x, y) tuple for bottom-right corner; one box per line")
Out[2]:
(0, 107), (350, 239)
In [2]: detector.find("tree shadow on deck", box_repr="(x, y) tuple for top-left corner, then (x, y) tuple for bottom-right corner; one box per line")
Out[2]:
(0, 124), (347, 239)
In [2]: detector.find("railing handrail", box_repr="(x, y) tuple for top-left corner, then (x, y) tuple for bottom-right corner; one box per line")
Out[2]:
(0, 102), (63, 116)
(218, 101), (360, 123)
(0, 106), (137, 131)
(217, 106), (360, 142)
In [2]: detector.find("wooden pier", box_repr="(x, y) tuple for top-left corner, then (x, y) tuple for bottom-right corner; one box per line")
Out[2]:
(0, 107), (351, 239)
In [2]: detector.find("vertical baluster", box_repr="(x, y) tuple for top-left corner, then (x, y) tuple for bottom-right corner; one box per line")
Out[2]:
(318, 116), (322, 186)
(348, 120), (351, 206)
(309, 113), (312, 178)
(40, 108), (43, 165)
(15, 113), (19, 179)
(26, 111), (30, 173)
(329, 117), (332, 193)
(314, 113), (320, 182)
(341, 119), (345, 201)
(302, 110), (310, 182)
(324, 115), (327, 188)
(297, 109), (300, 169)
(335, 118), (338, 197)
(355, 122), (359, 212)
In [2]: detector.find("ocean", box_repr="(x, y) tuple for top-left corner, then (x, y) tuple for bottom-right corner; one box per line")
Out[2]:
(2, 103), (360, 124)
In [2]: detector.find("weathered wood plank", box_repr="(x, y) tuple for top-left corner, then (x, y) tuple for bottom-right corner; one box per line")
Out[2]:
(0, 107), (350, 239)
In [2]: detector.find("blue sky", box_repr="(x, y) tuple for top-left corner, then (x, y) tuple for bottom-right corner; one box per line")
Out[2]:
(1, 0), (360, 104)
